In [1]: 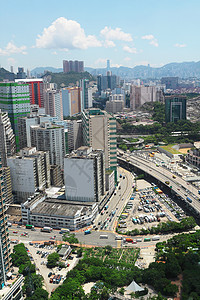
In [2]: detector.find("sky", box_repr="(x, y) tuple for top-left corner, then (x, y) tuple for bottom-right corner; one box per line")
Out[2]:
(0, 0), (200, 72)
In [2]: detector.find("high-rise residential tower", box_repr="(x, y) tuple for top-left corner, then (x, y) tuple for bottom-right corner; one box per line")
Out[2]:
(15, 79), (44, 108)
(30, 122), (65, 168)
(82, 108), (117, 181)
(44, 88), (63, 120)
(63, 60), (84, 73)
(0, 110), (16, 166)
(7, 147), (50, 203)
(0, 82), (31, 150)
(0, 153), (12, 288)
(62, 87), (81, 117)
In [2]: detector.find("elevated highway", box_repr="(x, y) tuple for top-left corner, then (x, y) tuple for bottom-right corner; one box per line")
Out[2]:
(118, 150), (200, 219)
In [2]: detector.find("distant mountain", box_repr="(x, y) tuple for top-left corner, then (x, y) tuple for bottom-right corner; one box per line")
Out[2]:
(31, 67), (63, 75)
(31, 61), (200, 79)
(0, 68), (13, 81)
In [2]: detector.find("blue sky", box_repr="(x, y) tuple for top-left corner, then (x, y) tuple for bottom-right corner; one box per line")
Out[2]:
(0, 0), (199, 72)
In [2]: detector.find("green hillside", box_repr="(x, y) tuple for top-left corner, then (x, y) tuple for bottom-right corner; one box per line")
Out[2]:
(43, 71), (95, 88)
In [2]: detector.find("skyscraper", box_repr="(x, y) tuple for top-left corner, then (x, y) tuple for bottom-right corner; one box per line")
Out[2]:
(44, 88), (63, 120)
(0, 154), (11, 287)
(0, 82), (31, 150)
(165, 95), (187, 123)
(62, 87), (81, 117)
(0, 110), (16, 166)
(82, 108), (117, 181)
(30, 122), (65, 168)
(80, 79), (89, 110)
(63, 60), (84, 73)
(16, 67), (26, 79)
(15, 79), (44, 108)
(97, 73), (118, 92)
(64, 146), (105, 202)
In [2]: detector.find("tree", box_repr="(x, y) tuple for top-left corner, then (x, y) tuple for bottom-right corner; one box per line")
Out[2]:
(47, 252), (60, 268)
(30, 288), (48, 300)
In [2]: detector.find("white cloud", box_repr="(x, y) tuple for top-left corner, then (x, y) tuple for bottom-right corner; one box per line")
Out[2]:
(174, 43), (186, 48)
(0, 42), (27, 56)
(100, 26), (132, 42)
(123, 45), (137, 54)
(142, 34), (158, 47)
(7, 57), (16, 65)
(35, 17), (102, 50)
(104, 40), (116, 48)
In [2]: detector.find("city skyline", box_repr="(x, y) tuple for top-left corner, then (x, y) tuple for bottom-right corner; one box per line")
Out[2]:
(0, 0), (200, 71)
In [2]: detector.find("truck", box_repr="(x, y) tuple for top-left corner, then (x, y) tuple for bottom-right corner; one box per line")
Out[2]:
(41, 227), (52, 233)
(186, 197), (192, 203)
(126, 238), (133, 243)
(84, 229), (91, 235)
(26, 224), (34, 229)
(56, 275), (61, 284)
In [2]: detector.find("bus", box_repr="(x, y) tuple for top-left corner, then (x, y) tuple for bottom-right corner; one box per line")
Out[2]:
(99, 235), (108, 239)
(26, 224), (35, 230)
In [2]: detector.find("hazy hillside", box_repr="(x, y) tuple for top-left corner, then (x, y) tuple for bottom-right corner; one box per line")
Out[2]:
(42, 71), (95, 88)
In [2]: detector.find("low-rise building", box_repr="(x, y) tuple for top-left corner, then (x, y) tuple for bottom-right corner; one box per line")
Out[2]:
(21, 192), (98, 231)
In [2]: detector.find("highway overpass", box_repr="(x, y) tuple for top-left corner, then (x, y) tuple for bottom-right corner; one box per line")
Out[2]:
(117, 150), (200, 220)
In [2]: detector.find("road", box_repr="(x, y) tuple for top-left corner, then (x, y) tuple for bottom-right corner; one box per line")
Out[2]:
(118, 150), (200, 215)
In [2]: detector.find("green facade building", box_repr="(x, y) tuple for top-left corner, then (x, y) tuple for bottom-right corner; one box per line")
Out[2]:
(0, 82), (30, 150)
(165, 95), (186, 123)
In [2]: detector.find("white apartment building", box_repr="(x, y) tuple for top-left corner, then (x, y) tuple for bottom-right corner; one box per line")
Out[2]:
(64, 146), (105, 202)
(44, 89), (63, 121)
(7, 147), (50, 203)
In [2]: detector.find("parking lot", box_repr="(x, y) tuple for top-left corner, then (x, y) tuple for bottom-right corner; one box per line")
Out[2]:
(117, 179), (187, 233)
(19, 242), (79, 294)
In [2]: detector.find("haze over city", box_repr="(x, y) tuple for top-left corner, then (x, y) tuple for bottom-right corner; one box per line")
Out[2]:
(1, 0), (200, 71)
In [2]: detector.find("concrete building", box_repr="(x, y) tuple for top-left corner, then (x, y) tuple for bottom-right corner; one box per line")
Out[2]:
(130, 85), (157, 110)
(0, 275), (23, 300)
(18, 107), (52, 150)
(0, 110), (16, 166)
(50, 165), (63, 187)
(0, 154), (12, 288)
(44, 89), (63, 120)
(165, 95), (187, 123)
(7, 147), (50, 203)
(16, 67), (26, 79)
(97, 72), (118, 92)
(106, 99), (124, 113)
(0, 82), (31, 150)
(62, 87), (81, 117)
(15, 78), (44, 107)
(186, 142), (200, 168)
(64, 146), (105, 202)
(82, 108), (117, 181)
(105, 170), (115, 195)
(30, 122), (65, 168)
(21, 192), (98, 231)
(2, 167), (13, 204)
(63, 60), (84, 73)
(161, 77), (178, 90)
(67, 120), (83, 152)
